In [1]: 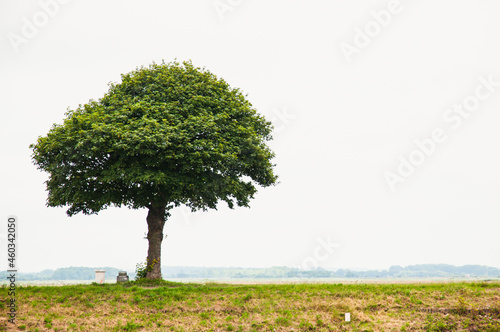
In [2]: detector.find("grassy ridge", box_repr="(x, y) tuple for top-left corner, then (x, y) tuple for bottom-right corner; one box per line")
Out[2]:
(1, 280), (499, 331)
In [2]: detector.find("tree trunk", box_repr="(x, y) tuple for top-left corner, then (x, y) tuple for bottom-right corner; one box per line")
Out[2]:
(145, 205), (166, 279)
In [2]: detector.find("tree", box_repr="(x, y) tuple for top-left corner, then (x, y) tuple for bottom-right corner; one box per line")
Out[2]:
(30, 61), (278, 279)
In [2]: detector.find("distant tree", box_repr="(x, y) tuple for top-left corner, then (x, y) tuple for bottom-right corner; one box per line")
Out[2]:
(30, 61), (278, 279)
(388, 265), (404, 276)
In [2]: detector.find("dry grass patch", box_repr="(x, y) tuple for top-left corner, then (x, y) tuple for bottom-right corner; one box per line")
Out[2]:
(0, 280), (499, 331)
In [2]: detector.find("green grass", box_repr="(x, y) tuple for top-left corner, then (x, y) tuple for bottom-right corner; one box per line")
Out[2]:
(0, 280), (499, 331)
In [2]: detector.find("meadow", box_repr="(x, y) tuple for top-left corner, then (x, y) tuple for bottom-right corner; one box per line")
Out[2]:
(1, 280), (499, 331)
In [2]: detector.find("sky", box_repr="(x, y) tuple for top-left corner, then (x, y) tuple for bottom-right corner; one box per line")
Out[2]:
(2, 0), (500, 273)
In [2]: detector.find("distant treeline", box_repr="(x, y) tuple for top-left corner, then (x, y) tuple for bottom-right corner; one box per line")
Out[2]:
(162, 264), (500, 279)
(1, 264), (499, 281)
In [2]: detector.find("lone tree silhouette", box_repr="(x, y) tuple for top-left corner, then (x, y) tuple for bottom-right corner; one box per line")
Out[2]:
(30, 61), (278, 279)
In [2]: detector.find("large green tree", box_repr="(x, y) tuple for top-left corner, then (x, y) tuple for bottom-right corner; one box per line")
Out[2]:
(30, 61), (277, 279)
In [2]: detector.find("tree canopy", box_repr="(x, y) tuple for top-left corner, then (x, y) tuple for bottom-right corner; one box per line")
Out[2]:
(31, 60), (277, 216)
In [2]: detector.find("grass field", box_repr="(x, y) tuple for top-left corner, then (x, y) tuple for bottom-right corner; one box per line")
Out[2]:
(1, 280), (499, 331)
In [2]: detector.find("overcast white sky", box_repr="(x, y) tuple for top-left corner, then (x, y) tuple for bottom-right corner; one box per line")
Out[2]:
(2, 0), (500, 273)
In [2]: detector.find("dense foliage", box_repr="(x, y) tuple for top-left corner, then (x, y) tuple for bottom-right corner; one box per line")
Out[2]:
(30, 60), (277, 216)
